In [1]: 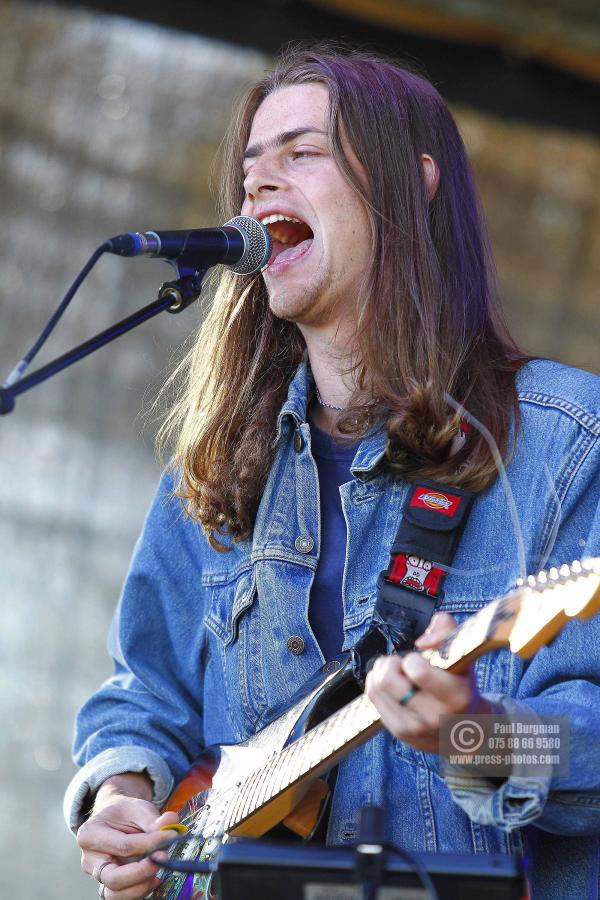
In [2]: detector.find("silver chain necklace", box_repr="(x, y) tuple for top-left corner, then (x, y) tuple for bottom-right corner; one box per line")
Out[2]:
(315, 387), (345, 412)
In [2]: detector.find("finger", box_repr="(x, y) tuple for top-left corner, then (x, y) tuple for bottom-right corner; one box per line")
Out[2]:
(414, 612), (457, 648)
(367, 655), (413, 700)
(155, 810), (179, 824)
(91, 796), (162, 832)
(401, 653), (472, 709)
(366, 660), (451, 750)
(366, 674), (428, 740)
(102, 874), (162, 900)
(100, 855), (167, 893)
(82, 850), (110, 878)
(154, 810), (180, 831)
(80, 822), (177, 859)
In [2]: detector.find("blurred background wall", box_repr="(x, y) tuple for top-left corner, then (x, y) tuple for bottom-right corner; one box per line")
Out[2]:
(0, 1), (598, 897)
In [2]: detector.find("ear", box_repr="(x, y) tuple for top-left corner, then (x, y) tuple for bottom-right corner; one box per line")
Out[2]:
(421, 153), (440, 201)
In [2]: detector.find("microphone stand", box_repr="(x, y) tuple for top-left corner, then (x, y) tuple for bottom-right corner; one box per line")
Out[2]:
(0, 273), (204, 416)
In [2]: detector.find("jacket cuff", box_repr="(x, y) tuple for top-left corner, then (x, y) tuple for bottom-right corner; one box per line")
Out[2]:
(63, 746), (174, 834)
(442, 694), (554, 832)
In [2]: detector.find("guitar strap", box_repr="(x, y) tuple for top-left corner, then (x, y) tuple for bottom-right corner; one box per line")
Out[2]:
(374, 479), (476, 651)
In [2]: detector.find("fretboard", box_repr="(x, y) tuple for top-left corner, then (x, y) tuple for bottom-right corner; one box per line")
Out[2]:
(224, 690), (381, 832)
(422, 596), (509, 671)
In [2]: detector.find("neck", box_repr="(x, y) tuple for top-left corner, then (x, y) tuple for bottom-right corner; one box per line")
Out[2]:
(301, 324), (357, 430)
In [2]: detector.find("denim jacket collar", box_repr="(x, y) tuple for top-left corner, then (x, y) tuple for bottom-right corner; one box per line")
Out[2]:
(276, 357), (313, 438)
(276, 358), (387, 479)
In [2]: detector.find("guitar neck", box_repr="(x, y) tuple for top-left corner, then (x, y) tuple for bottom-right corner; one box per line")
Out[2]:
(224, 691), (382, 833)
(422, 595), (513, 673)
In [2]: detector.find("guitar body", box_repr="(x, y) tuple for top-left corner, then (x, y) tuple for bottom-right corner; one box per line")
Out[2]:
(152, 628), (386, 900)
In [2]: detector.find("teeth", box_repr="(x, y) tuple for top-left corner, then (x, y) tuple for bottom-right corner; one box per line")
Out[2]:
(260, 213), (303, 226)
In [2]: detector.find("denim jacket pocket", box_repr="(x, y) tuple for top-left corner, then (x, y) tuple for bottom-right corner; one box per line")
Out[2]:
(203, 565), (269, 739)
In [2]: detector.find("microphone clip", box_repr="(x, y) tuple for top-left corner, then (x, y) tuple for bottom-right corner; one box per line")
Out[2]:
(159, 273), (205, 314)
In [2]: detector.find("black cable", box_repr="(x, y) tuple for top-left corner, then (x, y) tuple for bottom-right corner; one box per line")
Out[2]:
(385, 842), (440, 900)
(149, 854), (214, 874)
(1, 241), (110, 387)
(356, 843), (440, 900)
(355, 805), (439, 900)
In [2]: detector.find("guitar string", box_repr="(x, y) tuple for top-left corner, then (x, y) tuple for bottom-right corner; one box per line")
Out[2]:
(228, 754), (271, 828)
(236, 737), (292, 822)
(270, 737), (303, 796)
(227, 697), (363, 829)
(231, 695), (377, 830)
(243, 746), (289, 821)
(253, 749), (290, 812)
(236, 720), (323, 825)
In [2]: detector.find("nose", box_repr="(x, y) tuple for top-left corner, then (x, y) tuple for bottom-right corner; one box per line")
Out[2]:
(243, 156), (284, 204)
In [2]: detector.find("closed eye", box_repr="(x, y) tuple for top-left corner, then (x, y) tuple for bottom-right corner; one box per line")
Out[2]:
(291, 149), (321, 160)
(242, 148), (319, 177)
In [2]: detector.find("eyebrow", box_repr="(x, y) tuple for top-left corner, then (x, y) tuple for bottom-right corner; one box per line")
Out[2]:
(243, 127), (327, 161)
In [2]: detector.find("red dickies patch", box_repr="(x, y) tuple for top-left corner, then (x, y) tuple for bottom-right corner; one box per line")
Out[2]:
(410, 487), (462, 517)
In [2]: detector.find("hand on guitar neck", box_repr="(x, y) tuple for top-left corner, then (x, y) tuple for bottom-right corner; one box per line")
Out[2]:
(365, 611), (494, 755)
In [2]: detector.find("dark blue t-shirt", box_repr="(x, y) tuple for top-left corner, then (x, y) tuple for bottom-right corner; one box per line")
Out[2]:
(308, 418), (358, 661)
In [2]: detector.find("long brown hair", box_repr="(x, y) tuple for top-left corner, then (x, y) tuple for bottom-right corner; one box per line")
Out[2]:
(158, 44), (526, 550)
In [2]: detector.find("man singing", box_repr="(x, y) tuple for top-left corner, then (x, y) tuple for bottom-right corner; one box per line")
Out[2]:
(66, 46), (600, 899)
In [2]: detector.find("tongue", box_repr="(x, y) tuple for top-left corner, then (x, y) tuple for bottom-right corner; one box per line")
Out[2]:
(272, 238), (313, 265)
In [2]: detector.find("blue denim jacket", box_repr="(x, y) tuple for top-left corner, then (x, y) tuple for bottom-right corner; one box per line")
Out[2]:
(66, 358), (600, 899)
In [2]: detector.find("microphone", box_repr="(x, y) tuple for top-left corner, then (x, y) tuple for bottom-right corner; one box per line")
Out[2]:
(106, 215), (271, 276)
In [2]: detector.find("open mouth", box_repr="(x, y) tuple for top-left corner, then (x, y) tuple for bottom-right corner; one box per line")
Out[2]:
(261, 214), (314, 267)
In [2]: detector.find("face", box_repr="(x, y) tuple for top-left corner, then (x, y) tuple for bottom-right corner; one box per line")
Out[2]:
(241, 84), (372, 335)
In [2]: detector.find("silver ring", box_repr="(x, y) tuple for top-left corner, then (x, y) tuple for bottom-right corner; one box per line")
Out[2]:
(98, 884), (107, 899)
(94, 860), (111, 884)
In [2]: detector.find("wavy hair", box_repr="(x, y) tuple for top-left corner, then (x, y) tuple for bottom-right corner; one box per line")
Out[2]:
(158, 44), (526, 550)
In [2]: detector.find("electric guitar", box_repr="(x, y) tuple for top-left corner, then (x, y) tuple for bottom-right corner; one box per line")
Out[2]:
(152, 558), (600, 899)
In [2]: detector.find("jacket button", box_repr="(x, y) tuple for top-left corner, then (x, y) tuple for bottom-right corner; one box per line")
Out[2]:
(324, 659), (342, 673)
(287, 635), (305, 655)
(294, 430), (303, 452)
(295, 534), (314, 553)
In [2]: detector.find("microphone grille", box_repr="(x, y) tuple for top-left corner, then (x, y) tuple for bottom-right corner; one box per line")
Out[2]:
(224, 216), (271, 275)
